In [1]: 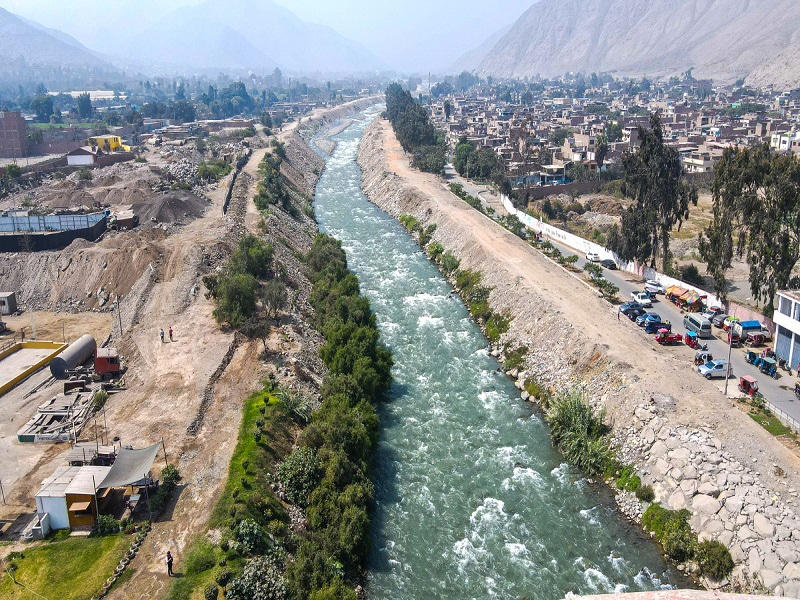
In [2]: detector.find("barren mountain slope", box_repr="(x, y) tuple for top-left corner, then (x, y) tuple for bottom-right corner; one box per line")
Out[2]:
(478, 0), (800, 87)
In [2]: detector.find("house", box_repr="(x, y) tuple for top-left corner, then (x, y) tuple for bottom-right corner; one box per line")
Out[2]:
(774, 290), (800, 370)
(0, 291), (16, 315)
(67, 146), (99, 166)
(0, 111), (27, 158)
(35, 465), (112, 530)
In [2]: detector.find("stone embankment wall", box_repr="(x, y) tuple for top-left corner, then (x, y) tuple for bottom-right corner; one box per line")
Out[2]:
(357, 116), (800, 597)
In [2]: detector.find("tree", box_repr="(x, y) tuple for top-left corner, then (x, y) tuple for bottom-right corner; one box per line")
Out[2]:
(230, 234), (274, 278)
(29, 95), (54, 122)
(443, 100), (452, 120)
(239, 316), (270, 354)
(595, 134), (609, 171)
(609, 114), (697, 271)
(453, 137), (474, 176)
(206, 272), (258, 327)
(77, 92), (92, 119)
(262, 278), (287, 319)
(171, 99), (196, 123)
(605, 121), (623, 143)
(260, 111), (273, 129)
(699, 144), (800, 313)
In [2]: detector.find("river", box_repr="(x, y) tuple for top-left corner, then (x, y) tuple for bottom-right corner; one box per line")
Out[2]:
(313, 107), (682, 599)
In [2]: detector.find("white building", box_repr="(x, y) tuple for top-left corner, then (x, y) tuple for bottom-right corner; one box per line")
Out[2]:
(66, 146), (98, 167)
(773, 290), (800, 370)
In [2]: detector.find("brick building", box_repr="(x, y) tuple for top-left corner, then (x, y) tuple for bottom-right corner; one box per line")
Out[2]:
(0, 111), (27, 159)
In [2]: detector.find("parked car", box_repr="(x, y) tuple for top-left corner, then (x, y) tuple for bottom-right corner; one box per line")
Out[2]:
(702, 306), (725, 320)
(626, 308), (647, 321)
(630, 291), (653, 308)
(697, 359), (731, 379)
(586, 252), (601, 262)
(644, 320), (671, 333)
(620, 302), (643, 315)
(644, 280), (666, 294)
(636, 312), (661, 327)
(600, 259), (617, 269)
(711, 313), (729, 328)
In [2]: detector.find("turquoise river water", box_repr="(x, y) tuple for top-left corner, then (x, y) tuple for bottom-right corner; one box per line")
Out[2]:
(313, 108), (682, 599)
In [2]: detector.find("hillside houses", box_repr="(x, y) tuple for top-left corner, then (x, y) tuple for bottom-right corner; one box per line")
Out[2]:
(427, 80), (800, 191)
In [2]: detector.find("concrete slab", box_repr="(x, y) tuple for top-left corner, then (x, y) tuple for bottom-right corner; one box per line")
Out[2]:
(0, 347), (54, 390)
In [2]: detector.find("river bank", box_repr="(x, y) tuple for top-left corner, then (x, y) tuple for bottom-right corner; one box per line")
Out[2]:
(358, 115), (800, 597)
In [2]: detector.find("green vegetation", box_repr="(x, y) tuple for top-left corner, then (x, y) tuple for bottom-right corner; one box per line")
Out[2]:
(453, 136), (502, 182)
(197, 159), (233, 182)
(546, 391), (612, 476)
(485, 312), (511, 343)
(699, 143), (800, 314)
(204, 234), (274, 327)
(608, 114), (698, 272)
(254, 152), (292, 213)
(0, 534), (130, 600)
(5, 162), (22, 179)
(385, 83), (446, 174)
(502, 345), (528, 371)
(642, 505), (734, 578)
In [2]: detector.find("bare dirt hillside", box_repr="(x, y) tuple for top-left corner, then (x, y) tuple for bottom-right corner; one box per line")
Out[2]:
(478, 0), (800, 87)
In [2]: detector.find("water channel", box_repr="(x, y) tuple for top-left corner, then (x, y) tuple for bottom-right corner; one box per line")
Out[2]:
(313, 108), (682, 599)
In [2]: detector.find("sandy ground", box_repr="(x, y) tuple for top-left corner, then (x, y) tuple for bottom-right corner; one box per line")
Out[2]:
(367, 116), (800, 501)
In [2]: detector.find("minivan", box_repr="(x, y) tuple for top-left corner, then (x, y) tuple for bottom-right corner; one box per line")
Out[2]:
(684, 313), (712, 338)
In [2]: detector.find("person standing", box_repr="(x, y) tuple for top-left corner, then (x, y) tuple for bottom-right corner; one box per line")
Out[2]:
(160, 328), (165, 343)
(166, 551), (174, 577)
(169, 327), (173, 342)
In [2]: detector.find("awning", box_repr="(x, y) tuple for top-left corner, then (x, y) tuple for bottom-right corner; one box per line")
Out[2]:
(99, 442), (161, 489)
(68, 501), (91, 512)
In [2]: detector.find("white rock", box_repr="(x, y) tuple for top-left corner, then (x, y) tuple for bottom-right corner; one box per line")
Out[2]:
(756, 513), (776, 538)
(761, 569), (783, 590)
(693, 494), (722, 515)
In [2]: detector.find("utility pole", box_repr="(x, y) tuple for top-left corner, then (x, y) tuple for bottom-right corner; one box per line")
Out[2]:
(0, 478), (5, 504)
(116, 296), (123, 337)
(724, 307), (737, 396)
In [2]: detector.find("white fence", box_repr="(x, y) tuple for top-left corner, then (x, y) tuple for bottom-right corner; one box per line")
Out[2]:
(500, 194), (722, 307)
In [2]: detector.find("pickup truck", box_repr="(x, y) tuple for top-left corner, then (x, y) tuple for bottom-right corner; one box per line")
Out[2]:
(697, 359), (731, 379)
(630, 291), (653, 308)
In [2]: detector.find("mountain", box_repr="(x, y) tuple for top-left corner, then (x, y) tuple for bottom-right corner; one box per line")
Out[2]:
(450, 25), (511, 74)
(114, 0), (382, 74)
(0, 7), (114, 69)
(477, 0), (800, 87)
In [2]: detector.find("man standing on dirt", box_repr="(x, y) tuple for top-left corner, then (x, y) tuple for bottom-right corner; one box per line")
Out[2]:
(166, 551), (174, 577)
(169, 327), (173, 342)
(160, 328), (165, 343)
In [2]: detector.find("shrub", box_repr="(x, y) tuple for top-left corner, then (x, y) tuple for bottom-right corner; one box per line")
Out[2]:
(198, 159), (233, 182)
(427, 241), (444, 261)
(485, 312), (512, 343)
(636, 484), (655, 503)
(546, 391), (612, 476)
(615, 465), (641, 492)
(440, 252), (460, 275)
(96, 514), (119, 535)
(204, 584), (220, 600)
(642, 505), (695, 562)
(93, 389), (108, 412)
(6, 162), (22, 178)
(185, 542), (217, 575)
(277, 447), (322, 507)
(502, 345), (528, 371)
(398, 214), (421, 233)
(226, 554), (286, 600)
(679, 263), (705, 287)
(695, 540), (734, 579)
(215, 567), (233, 588)
(418, 223), (437, 247)
(78, 168), (93, 181)
(309, 578), (358, 600)
(236, 518), (266, 554)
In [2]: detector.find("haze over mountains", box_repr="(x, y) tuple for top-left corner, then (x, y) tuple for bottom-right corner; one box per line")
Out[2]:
(475, 0), (800, 87)
(0, 7), (113, 70)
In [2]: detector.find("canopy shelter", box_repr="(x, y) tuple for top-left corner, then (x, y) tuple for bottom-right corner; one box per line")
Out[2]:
(666, 286), (686, 296)
(99, 442), (161, 489)
(680, 290), (702, 305)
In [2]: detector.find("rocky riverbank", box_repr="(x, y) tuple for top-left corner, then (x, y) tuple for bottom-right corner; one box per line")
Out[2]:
(357, 115), (800, 597)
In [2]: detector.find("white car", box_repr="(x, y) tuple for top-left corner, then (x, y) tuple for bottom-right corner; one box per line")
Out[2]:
(630, 291), (652, 308)
(644, 280), (665, 294)
(697, 359), (731, 379)
(586, 252), (601, 262)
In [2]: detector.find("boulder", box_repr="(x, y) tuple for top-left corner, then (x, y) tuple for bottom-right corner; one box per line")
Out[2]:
(760, 568), (782, 590)
(754, 513), (775, 538)
(693, 494), (722, 515)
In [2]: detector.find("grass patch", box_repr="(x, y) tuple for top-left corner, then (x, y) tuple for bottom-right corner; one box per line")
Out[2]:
(485, 312), (512, 343)
(0, 533), (130, 600)
(168, 387), (292, 600)
(502, 345), (528, 371)
(749, 408), (794, 437)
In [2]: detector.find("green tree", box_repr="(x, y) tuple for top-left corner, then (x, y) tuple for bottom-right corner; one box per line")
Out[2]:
(443, 100), (452, 120)
(609, 114), (697, 270)
(77, 92), (93, 119)
(230, 235), (274, 278)
(595, 133), (609, 171)
(207, 272), (258, 327)
(699, 144), (800, 313)
(262, 278), (287, 318)
(605, 121), (623, 143)
(29, 95), (54, 122)
(453, 137), (474, 176)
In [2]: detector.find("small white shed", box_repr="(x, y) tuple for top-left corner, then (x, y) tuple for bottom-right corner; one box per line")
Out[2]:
(66, 146), (98, 167)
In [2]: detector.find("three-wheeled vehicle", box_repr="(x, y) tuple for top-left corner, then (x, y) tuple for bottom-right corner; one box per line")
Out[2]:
(655, 329), (683, 345)
(744, 348), (760, 365)
(738, 375), (759, 397)
(745, 332), (767, 347)
(685, 330), (699, 349)
(795, 378), (800, 399)
(694, 349), (713, 366)
(759, 356), (778, 379)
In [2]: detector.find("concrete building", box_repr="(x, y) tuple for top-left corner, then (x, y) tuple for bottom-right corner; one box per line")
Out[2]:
(67, 146), (99, 166)
(0, 111), (27, 159)
(0, 291), (16, 315)
(773, 290), (800, 370)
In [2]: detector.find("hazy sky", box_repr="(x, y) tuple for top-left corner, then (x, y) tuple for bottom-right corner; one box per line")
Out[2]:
(0, 0), (536, 71)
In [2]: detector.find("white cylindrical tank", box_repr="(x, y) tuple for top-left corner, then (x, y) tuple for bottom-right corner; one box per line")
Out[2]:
(50, 334), (97, 379)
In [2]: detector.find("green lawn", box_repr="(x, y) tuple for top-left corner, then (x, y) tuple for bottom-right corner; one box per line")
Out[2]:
(0, 533), (130, 600)
(749, 409), (795, 437)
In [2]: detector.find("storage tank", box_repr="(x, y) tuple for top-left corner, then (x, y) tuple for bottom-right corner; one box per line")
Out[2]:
(50, 334), (97, 379)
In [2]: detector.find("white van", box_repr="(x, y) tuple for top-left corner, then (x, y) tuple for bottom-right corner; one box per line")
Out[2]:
(684, 313), (712, 338)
